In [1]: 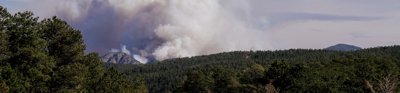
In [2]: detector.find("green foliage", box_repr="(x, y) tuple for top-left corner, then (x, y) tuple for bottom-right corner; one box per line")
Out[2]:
(95, 68), (148, 93)
(0, 6), (146, 92)
(241, 64), (266, 85)
(182, 70), (214, 93)
(40, 17), (85, 64)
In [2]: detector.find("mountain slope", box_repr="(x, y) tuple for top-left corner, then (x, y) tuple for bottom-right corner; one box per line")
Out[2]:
(102, 52), (141, 64)
(325, 43), (362, 51)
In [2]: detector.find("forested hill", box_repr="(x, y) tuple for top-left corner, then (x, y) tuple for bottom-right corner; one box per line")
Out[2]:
(325, 43), (362, 51)
(109, 46), (400, 93)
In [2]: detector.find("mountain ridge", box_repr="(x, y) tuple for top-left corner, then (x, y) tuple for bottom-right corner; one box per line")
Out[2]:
(325, 43), (362, 51)
(101, 52), (142, 64)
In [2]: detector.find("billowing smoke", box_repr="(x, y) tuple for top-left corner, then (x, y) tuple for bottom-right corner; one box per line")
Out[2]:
(52, 0), (272, 61)
(5, 0), (398, 61)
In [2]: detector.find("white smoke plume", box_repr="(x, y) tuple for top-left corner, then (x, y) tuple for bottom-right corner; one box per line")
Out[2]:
(104, 0), (271, 60)
(133, 54), (149, 64)
(5, 0), (399, 60)
(27, 0), (273, 61)
(121, 45), (131, 55)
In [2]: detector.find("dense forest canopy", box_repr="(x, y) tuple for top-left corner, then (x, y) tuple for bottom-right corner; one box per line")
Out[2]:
(109, 46), (400, 93)
(1, 5), (400, 93)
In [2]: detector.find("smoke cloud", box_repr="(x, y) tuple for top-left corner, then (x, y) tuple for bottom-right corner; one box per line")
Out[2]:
(3, 0), (400, 61)
(57, 0), (271, 61)
(5, 0), (387, 61)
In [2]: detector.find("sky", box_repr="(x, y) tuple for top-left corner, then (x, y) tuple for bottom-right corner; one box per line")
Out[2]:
(1, 0), (400, 60)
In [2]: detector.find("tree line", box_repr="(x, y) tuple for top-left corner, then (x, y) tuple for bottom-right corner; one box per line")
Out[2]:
(110, 46), (400, 93)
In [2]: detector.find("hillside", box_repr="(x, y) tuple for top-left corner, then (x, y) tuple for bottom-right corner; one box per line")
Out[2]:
(109, 46), (400, 93)
(102, 52), (141, 64)
(325, 43), (362, 51)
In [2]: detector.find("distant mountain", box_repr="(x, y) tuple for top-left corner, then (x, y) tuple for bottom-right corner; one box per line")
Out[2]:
(325, 44), (362, 51)
(101, 52), (142, 64)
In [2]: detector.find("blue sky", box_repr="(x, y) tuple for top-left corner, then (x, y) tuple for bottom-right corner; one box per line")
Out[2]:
(1, 0), (400, 51)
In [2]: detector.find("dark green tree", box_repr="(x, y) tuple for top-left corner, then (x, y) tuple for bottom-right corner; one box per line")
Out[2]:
(96, 68), (148, 93)
(182, 70), (214, 93)
(0, 6), (146, 92)
(241, 63), (266, 85)
(0, 6), (10, 63)
(210, 67), (239, 92)
(5, 11), (56, 92)
(40, 17), (88, 92)
(40, 17), (85, 65)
